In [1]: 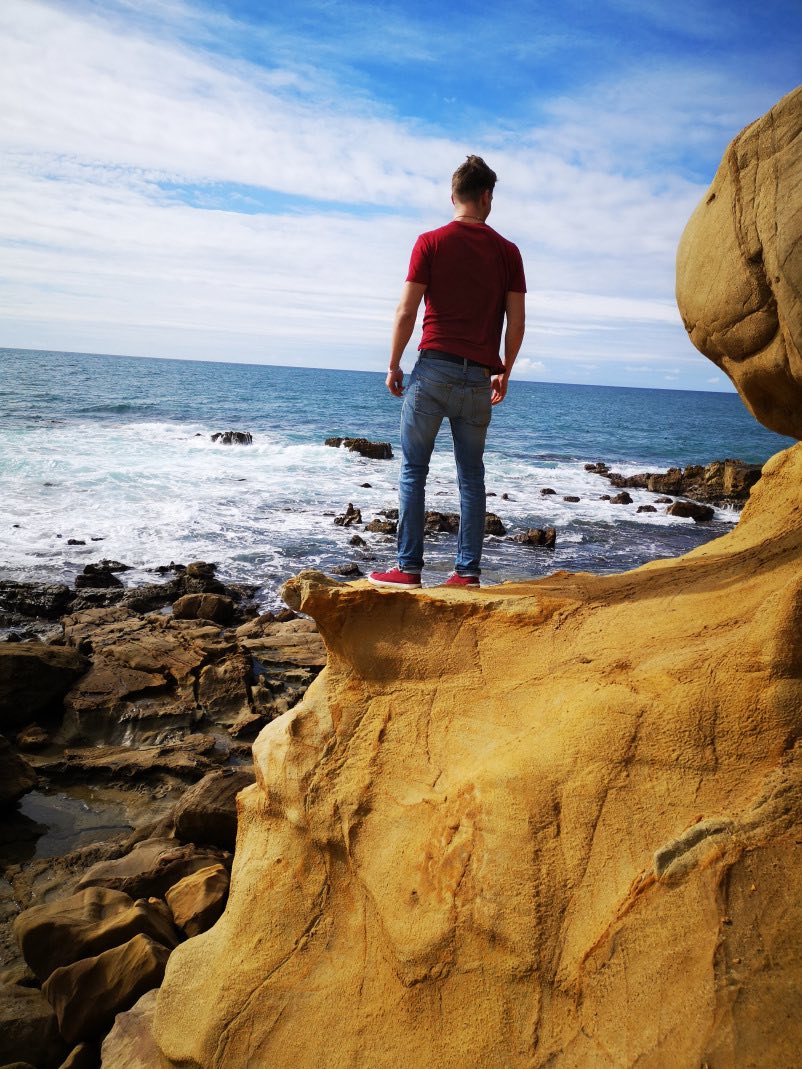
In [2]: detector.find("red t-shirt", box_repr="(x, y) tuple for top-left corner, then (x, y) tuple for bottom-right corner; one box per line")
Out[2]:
(406, 221), (526, 373)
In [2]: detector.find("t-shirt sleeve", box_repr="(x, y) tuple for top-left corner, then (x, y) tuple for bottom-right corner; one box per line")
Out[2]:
(508, 242), (527, 293)
(406, 235), (431, 286)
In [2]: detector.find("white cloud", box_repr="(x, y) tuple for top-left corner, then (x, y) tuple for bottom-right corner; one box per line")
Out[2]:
(0, 0), (769, 383)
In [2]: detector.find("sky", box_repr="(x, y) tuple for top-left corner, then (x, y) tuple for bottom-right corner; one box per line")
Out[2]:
(1, 0), (800, 391)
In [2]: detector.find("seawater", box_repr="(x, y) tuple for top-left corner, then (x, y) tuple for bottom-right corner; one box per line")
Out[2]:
(0, 348), (794, 607)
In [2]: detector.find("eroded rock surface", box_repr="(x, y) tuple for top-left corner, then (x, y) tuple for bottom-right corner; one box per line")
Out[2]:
(677, 84), (802, 439)
(153, 440), (802, 1066)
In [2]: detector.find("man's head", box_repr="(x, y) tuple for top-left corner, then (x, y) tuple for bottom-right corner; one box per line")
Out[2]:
(452, 155), (497, 207)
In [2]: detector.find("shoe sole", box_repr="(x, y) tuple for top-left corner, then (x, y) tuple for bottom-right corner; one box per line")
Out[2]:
(367, 577), (422, 589)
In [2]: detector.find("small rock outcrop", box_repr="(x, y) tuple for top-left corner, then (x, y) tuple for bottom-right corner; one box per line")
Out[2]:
(325, 437), (393, 460)
(211, 431), (252, 445)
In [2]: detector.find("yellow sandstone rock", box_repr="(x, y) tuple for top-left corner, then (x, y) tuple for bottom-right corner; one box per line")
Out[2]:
(153, 439), (802, 1068)
(677, 84), (802, 439)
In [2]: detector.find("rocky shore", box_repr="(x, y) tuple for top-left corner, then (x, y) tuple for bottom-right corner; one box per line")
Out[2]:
(0, 563), (326, 1068)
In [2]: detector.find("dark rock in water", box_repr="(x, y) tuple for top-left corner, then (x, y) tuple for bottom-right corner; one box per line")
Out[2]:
(93, 560), (131, 573)
(592, 458), (760, 508)
(563, 495), (580, 502)
(186, 561), (216, 578)
(0, 581), (72, 619)
(211, 431), (252, 445)
(75, 563), (125, 590)
(172, 768), (255, 852)
(172, 594), (234, 624)
(325, 437), (393, 460)
(655, 496), (673, 504)
(0, 734), (38, 806)
(360, 482), (372, 488)
(584, 462), (610, 474)
(666, 501), (715, 522)
(540, 487), (556, 495)
(91, 536), (105, 542)
(511, 527), (557, 548)
(600, 494), (612, 501)
(349, 534), (367, 547)
(486, 491), (497, 497)
(67, 539), (86, 546)
(0, 643), (88, 729)
(365, 518), (397, 534)
(424, 511), (459, 534)
(611, 492), (633, 505)
(637, 505), (658, 513)
(502, 493), (511, 500)
(484, 513), (507, 536)
(334, 503), (362, 527)
(330, 564), (363, 577)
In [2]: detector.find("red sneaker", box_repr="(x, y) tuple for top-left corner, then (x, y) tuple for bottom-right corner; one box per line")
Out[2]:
(441, 573), (480, 587)
(367, 568), (422, 589)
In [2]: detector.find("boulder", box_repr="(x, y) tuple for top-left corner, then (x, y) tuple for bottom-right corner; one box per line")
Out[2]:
(76, 838), (231, 899)
(0, 735), (37, 806)
(677, 85), (802, 439)
(637, 505), (657, 514)
(171, 769), (255, 851)
(563, 495), (580, 502)
(42, 934), (170, 1046)
(0, 644), (88, 729)
(484, 513), (506, 536)
(666, 501), (715, 522)
(74, 565), (124, 591)
(511, 527), (557, 548)
(325, 437), (393, 460)
(540, 487), (556, 495)
(349, 535), (367, 547)
(330, 564), (363, 577)
(0, 974), (66, 1069)
(365, 518), (397, 534)
(99, 988), (162, 1069)
(611, 491), (633, 505)
(211, 431), (252, 445)
(13, 887), (179, 983)
(171, 594), (234, 624)
(165, 864), (230, 938)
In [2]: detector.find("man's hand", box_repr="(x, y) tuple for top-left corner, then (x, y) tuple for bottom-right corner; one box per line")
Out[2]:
(387, 367), (404, 397)
(491, 371), (509, 405)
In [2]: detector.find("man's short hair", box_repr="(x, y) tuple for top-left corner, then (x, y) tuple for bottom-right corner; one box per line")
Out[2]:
(452, 155), (497, 201)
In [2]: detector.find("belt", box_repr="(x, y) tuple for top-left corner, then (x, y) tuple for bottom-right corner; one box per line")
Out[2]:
(420, 349), (489, 371)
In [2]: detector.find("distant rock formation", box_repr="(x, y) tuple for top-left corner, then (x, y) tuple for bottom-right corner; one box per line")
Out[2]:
(325, 437), (393, 460)
(677, 84), (802, 440)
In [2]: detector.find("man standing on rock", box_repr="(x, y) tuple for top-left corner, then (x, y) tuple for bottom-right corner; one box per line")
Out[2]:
(368, 155), (526, 589)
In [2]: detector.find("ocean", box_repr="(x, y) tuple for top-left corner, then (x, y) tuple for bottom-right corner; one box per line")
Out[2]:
(0, 348), (794, 608)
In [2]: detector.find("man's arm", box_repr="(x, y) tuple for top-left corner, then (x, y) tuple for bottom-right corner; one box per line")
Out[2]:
(387, 281), (426, 397)
(491, 291), (526, 406)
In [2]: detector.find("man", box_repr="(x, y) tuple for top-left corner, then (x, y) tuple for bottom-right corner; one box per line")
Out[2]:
(368, 154), (526, 589)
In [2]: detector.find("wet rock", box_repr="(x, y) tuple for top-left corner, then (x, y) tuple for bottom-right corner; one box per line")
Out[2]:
(540, 487), (556, 495)
(210, 431), (252, 445)
(611, 492), (633, 505)
(666, 501), (715, 522)
(171, 594), (234, 625)
(76, 839), (231, 900)
(69, 588), (126, 611)
(655, 496), (674, 504)
(600, 494), (611, 501)
(165, 864), (229, 938)
(365, 518), (397, 534)
(0, 736), (38, 806)
(324, 437), (393, 460)
(330, 564), (363, 577)
(637, 505), (658, 513)
(594, 459), (761, 508)
(484, 513), (507, 536)
(120, 582), (181, 614)
(348, 534), (366, 547)
(0, 582), (73, 620)
(0, 975), (66, 1069)
(13, 887), (179, 984)
(74, 567), (124, 591)
(584, 462), (609, 474)
(99, 988), (160, 1069)
(172, 769), (255, 852)
(94, 562), (131, 574)
(333, 504), (362, 527)
(511, 527), (557, 548)
(359, 482), (372, 488)
(0, 644), (88, 729)
(42, 934), (170, 1046)
(67, 539), (86, 546)
(563, 495), (580, 502)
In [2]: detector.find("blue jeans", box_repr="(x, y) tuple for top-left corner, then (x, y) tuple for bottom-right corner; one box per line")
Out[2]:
(398, 355), (492, 576)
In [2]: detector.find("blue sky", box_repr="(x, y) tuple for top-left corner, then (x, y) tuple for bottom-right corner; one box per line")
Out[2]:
(1, 0), (800, 390)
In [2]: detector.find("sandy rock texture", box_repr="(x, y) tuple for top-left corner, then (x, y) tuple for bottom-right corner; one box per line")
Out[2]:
(153, 438), (802, 1068)
(676, 84), (802, 439)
